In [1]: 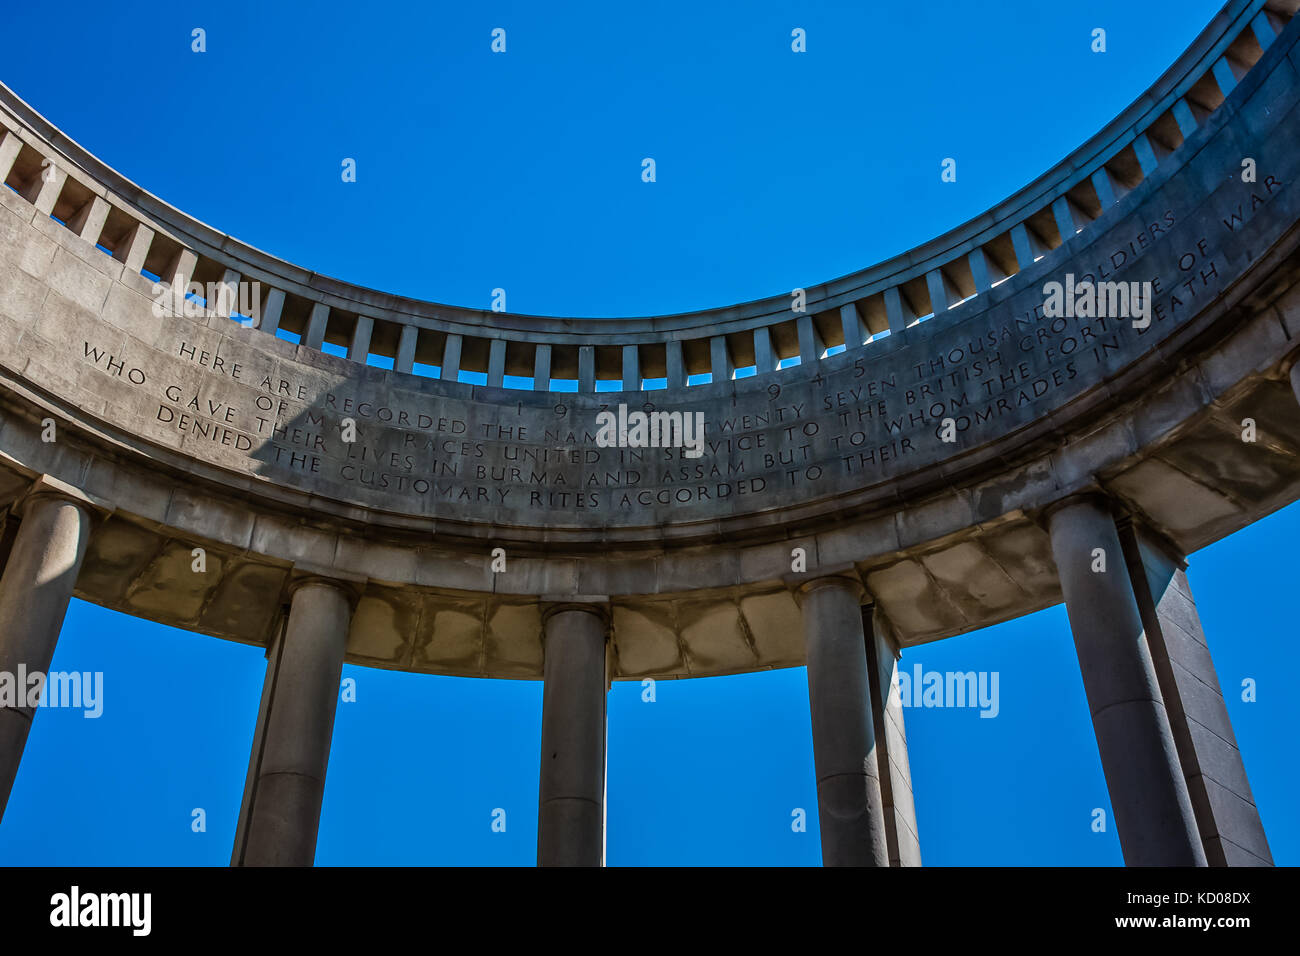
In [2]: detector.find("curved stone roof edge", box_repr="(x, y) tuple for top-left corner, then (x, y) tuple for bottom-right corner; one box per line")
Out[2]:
(0, 0), (1261, 340)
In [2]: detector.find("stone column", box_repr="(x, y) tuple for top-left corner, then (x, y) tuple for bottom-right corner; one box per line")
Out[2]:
(797, 575), (889, 866)
(863, 606), (922, 866)
(0, 492), (94, 821)
(1119, 520), (1272, 865)
(537, 602), (608, 867)
(232, 577), (354, 867)
(1047, 495), (1206, 866)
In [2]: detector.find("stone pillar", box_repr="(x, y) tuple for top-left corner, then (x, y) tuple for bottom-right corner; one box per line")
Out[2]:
(259, 288), (285, 337)
(1171, 99), (1200, 140)
(1010, 222), (1047, 269)
(709, 335), (733, 382)
(883, 286), (912, 335)
(113, 222), (154, 276)
(796, 315), (824, 365)
(1119, 520), (1272, 865)
(753, 326), (778, 374)
(1051, 196), (1079, 241)
(1133, 133), (1161, 177)
(863, 606), (922, 866)
(578, 346), (596, 392)
(840, 303), (866, 350)
(537, 602), (608, 867)
(232, 577), (354, 867)
(0, 492), (94, 821)
(30, 162), (67, 215)
(441, 333), (462, 383)
(1091, 167), (1120, 209)
(621, 344), (641, 392)
(797, 575), (889, 866)
(533, 343), (552, 391)
(394, 324), (418, 374)
(348, 316), (374, 363)
(0, 131), (21, 183)
(665, 341), (686, 388)
(487, 338), (507, 388)
(304, 303), (330, 351)
(968, 248), (994, 294)
(1046, 495), (1206, 866)
(69, 196), (110, 243)
(925, 269), (951, 317)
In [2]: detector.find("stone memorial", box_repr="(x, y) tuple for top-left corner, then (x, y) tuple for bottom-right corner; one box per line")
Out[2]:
(0, 0), (1297, 866)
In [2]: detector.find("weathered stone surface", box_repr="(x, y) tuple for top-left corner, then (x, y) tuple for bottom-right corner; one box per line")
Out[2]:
(414, 601), (484, 674)
(1049, 497), (1206, 867)
(800, 576), (889, 866)
(677, 599), (755, 673)
(610, 603), (683, 677)
(485, 601), (544, 677)
(124, 539), (224, 622)
(537, 605), (607, 867)
(349, 589), (418, 664)
(0, 494), (93, 819)
(234, 580), (351, 866)
(0, 5), (1293, 684)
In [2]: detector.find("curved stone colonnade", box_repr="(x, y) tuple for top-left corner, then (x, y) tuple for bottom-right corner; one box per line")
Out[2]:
(0, 0), (1297, 866)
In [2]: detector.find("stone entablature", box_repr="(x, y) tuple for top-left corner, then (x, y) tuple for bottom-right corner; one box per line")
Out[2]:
(0, 2), (1284, 384)
(0, 0), (1297, 684)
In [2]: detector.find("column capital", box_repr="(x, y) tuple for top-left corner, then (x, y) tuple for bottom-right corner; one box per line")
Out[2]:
(1038, 489), (1118, 527)
(285, 564), (365, 608)
(788, 570), (865, 607)
(540, 597), (611, 631)
(14, 474), (108, 522)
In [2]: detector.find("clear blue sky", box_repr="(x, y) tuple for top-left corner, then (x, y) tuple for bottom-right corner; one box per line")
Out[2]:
(2, 0), (1294, 866)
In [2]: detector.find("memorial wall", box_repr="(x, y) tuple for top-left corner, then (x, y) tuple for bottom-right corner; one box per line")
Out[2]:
(0, 0), (1296, 658)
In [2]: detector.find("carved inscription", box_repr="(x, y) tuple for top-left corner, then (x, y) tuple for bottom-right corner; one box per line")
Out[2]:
(66, 178), (1287, 527)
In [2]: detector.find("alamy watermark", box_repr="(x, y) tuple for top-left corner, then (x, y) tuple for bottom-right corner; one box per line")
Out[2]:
(0, 666), (103, 718)
(595, 404), (706, 458)
(152, 275), (262, 327)
(895, 666), (999, 718)
(1042, 273), (1152, 329)
(50, 886), (150, 936)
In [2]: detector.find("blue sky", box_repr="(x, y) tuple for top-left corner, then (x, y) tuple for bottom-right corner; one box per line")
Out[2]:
(2, 0), (1295, 866)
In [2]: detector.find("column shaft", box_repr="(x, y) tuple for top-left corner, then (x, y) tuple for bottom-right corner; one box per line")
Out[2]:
(233, 581), (351, 866)
(0, 494), (93, 821)
(863, 607), (922, 866)
(800, 577), (889, 866)
(1120, 523), (1272, 865)
(1047, 497), (1206, 866)
(537, 606), (607, 866)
